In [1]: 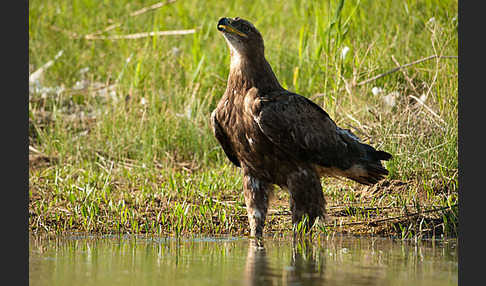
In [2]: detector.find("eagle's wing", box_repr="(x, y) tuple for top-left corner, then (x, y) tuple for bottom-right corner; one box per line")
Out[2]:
(210, 110), (241, 167)
(255, 90), (391, 184)
(255, 91), (358, 170)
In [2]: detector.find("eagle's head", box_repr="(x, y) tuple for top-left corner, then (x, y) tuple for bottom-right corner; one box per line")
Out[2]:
(217, 17), (264, 58)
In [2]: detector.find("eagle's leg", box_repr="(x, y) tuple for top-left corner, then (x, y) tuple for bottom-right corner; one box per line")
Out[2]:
(287, 168), (326, 233)
(243, 174), (272, 237)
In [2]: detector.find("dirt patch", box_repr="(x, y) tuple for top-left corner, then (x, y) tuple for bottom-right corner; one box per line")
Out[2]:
(29, 153), (57, 169)
(358, 179), (408, 198)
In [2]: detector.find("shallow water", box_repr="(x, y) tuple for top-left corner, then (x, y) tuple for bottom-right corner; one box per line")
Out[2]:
(29, 234), (457, 286)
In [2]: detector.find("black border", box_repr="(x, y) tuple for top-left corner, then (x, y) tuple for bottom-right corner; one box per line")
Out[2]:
(458, 1), (479, 285)
(7, 0), (29, 285)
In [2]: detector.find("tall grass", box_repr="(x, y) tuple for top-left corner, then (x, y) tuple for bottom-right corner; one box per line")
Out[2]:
(29, 0), (458, 237)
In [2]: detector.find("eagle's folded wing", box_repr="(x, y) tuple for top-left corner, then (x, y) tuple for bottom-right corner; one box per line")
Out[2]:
(255, 92), (361, 170)
(211, 110), (241, 167)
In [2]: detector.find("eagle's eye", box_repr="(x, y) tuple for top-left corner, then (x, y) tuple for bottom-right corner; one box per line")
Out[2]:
(241, 24), (250, 33)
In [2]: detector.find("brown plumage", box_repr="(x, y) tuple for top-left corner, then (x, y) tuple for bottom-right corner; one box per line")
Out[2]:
(211, 17), (392, 237)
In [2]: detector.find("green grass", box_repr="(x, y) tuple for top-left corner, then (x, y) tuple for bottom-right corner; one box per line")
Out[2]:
(29, 0), (458, 239)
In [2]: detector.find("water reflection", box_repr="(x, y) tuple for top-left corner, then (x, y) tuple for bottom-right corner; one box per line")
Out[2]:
(241, 236), (457, 286)
(243, 237), (356, 286)
(244, 239), (273, 285)
(29, 234), (457, 286)
(286, 238), (326, 285)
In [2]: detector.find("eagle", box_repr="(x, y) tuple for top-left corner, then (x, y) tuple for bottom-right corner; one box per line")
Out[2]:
(211, 17), (392, 237)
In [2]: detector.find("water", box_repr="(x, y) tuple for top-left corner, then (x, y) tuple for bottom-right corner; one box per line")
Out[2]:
(29, 234), (457, 286)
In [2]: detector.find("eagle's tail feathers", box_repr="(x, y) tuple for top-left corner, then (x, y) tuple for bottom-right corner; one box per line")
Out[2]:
(345, 145), (392, 186)
(346, 163), (389, 186)
(374, 150), (392, 161)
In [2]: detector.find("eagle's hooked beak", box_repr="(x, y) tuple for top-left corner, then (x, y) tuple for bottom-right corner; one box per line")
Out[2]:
(217, 17), (248, 38)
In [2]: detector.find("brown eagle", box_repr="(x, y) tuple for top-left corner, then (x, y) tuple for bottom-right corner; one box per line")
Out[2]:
(211, 17), (392, 237)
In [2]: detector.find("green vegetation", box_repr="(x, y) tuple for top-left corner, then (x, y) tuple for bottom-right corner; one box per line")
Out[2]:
(29, 0), (458, 239)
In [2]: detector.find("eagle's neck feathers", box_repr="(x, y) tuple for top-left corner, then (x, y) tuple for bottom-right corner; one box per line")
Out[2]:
(225, 47), (283, 97)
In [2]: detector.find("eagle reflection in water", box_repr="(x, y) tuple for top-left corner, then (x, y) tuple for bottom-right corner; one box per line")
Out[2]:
(243, 239), (325, 286)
